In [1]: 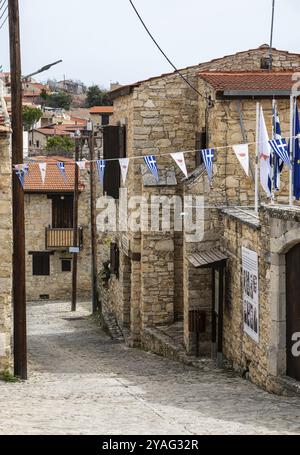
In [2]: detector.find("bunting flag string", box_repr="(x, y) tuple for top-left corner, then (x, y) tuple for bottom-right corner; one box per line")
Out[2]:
(16, 169), (25, 188)
(38, 162), (47, 184)
(57, 161), (67, 182)
(170, 152), (188, 178)
(96, 159), (106, 185)
(144, 155), (159, 182)
(232, 144), (249, 177)
(201, 149), (215, 181)
(119, 158), (129, 185)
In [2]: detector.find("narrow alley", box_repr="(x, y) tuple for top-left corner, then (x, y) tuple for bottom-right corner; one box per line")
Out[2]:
(0, 301), (299, 435)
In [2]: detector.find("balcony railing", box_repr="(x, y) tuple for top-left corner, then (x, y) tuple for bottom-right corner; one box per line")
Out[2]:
(45, 227), (83, 250)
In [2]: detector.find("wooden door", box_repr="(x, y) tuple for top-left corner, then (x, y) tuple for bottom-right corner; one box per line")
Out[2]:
(52, 195), (73, 228)
(286, 244), (300, 381)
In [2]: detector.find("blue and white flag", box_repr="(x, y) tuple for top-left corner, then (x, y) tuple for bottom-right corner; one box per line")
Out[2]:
(57, 161), (67, 181)
(292, 102), (300, 200)
(16, 170), (25, 188)
(201, 148), (215, 181)
(272, 103), (284, 191)
(96, 159), (106, 185)
(144, 155), (159, 182)
(269, 138), (291, 168)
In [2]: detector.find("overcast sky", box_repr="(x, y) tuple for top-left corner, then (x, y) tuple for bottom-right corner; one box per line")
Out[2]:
(0, 0), (299, 88)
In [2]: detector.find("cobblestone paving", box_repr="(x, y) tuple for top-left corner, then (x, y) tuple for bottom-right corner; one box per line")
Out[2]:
(0, 301), (300, 435)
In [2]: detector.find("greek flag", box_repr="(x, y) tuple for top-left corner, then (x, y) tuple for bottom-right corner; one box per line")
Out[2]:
(272, 104), (284, 191)
(57, 161), (67, 181)
(16, 170), (25, 188)
(96, 160), (106, 184)
(269, 139), (291, 167)
(201, 148), (215, 180)
(144, 155), (159, 182)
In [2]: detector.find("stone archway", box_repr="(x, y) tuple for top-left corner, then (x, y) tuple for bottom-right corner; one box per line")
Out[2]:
(269, 228), (300, 379)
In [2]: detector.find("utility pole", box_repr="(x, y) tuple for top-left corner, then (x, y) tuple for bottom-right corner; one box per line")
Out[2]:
(269, 0), (275, 70)
(71, 139), (80, 312)
(89, 132), (99, 314)
(8, 0), (27, 379)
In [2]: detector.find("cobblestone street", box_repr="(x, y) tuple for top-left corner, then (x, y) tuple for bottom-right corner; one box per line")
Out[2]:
(0, 300), (300, 435)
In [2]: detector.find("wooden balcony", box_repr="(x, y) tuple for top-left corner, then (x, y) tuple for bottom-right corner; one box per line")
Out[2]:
(45, 227), (83, 250)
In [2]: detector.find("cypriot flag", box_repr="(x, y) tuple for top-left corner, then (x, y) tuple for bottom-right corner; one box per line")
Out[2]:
(38, 162), (47, 184)
(258, 107), (272, 197)
(232, 144), (249, 176)
(119, 158), (129, 185)
(170, 152), (188, 178)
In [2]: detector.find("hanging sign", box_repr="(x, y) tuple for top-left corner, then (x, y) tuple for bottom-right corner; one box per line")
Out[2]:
(242, 247), (259, 343)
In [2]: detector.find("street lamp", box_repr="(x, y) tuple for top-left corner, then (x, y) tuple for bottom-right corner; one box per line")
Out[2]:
(22, 59), (63, 81)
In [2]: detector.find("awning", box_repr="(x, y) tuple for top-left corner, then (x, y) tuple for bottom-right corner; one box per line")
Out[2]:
(188, 248), (227, 269)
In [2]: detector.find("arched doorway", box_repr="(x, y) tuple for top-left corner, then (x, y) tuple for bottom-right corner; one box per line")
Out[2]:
(286, 243), (300, 381)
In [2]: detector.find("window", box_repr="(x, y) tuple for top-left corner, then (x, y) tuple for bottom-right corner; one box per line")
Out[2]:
(36, 140), (40, 148)
(51, 195), (74, 228)
(103, 125), (126, 199)
(195, 130), (207, 166)
(61, 259), (72, 272)
(260, 57), (271, 70)
(32, 253), (50, 276)
(101, 114), (110, 126)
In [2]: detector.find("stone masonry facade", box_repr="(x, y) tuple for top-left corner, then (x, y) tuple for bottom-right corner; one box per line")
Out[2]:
(99, 45), (300, 394)
(0, 95), (12, 372)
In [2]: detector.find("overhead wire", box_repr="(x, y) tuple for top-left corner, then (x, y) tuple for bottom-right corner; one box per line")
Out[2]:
(128, 0), (209, 102)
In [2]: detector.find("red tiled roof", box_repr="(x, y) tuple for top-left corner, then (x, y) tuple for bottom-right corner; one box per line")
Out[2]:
(198, 71), (296, 92)
(89, 106), (113, 114)
(24, 156), (85, 193)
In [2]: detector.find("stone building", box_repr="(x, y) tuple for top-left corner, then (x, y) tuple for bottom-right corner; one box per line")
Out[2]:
(98, 45), (300, 394)
(24, 157), (93, 301)
(0, 84), (13, 372)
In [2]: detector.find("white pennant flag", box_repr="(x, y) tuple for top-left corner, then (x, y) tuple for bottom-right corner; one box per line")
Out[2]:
(119, 158), (129, 185)
(38, 162), (47, 184)
(232, 144), (249, 176)
(259, 106), (272, 197)
(170, 152), (188, 178)
(76, 160), (86, 170)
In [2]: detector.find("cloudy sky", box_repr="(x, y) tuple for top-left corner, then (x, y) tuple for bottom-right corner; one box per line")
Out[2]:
(0, 0), (299, 88)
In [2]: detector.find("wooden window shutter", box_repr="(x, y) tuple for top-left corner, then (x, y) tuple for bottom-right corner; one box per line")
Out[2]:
(195, 130), (207, 166)
(32, 253), (50, 276)
(103, 125), (126, 199)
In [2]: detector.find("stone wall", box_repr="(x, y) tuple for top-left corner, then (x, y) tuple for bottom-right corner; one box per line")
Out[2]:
(103, 45), (300, 348)
(25, 171), (93, 301)
(0, 128), (12, 371)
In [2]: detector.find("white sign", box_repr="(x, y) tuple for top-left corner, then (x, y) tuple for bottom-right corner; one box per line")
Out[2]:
(69, 247), (80, 254)
(242, 247), (259, 343)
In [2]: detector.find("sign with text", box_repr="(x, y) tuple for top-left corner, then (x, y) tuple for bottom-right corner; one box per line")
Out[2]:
(242, 247), (259, 343)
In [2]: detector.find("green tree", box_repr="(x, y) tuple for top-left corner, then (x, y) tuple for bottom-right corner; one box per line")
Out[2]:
(22, 106), (43, 132)
(45, 91), (73, 110)
(46, 135), (75, 152)
(86, 85), (112, 107)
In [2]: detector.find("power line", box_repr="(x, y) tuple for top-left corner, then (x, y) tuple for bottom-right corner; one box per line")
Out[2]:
(128, 0), (208, 102)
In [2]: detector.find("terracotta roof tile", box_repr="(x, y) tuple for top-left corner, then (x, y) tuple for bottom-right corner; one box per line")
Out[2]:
(24, 157), (85, 193)
(198, 70), (297, 92)
(89, 106), (113, 114)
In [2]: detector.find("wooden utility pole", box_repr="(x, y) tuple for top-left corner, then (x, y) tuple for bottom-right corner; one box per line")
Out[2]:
(8, 0), (27, 379)
(89, 134), (99, 313)
(71, 140), (80, 312)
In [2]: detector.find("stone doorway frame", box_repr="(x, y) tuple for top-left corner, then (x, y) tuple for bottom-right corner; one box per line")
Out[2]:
(269, 228), (300, 379)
